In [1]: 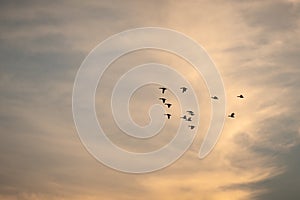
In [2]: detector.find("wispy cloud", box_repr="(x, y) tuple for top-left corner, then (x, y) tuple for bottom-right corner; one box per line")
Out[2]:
(0, 0), (299, 199)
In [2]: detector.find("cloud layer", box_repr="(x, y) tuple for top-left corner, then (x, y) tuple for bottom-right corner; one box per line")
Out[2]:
(0, 0), (299, 199)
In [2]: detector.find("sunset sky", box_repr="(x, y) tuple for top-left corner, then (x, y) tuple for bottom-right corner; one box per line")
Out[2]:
(1, 0), (300, 199)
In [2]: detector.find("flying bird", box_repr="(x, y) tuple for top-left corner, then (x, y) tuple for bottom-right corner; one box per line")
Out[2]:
(165, 103), (172, 108)
(159, 97), (167, 103)
(237, 94), (244, 98)
(186, 110), (195, 116)
(186, 117), (192, 121)
(180, 115), (187, 120)
(211, 96), (219, 100)
(164, 114), (171, 119)
(228, 113), (235, 118)
(180, 87), (187, 93)
(159, 87), (167, 94)
(188, 125), (195, 130)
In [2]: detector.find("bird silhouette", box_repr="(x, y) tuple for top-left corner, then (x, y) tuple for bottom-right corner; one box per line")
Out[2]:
(228, 113), (235, 118)
(159, 87), (167, 94)
(186, 117), (192, 121)
(237, 94), (244, 98)
(164, 114), (171, 119)
(165, 103), (172, 108)
(159, 97), (167, 103)
(180, 115), (187, 120)
(211, 96), (219, 100)
(188, 125), (195, 130)
(180, 87), (187, 93)
(186, 110), (195, 116)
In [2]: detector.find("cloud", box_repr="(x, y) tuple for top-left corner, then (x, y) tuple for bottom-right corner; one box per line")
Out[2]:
(215, 0), (300, 199)
(0, 0), (300, 199)
(229, 1), (297, 32)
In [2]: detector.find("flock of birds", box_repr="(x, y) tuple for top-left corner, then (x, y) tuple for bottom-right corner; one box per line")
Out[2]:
(158, 86), (196, 130)
(227, 94), (244, 118)
(157, 86), (244, 130)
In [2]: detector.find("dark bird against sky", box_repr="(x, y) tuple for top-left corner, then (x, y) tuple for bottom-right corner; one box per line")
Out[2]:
(164, 114), (171, 119)
(180, 87), (187, 93)
(228, 113), (235, 118)
(188, 125), (195, 130)
(186, 117), (192, 121)
(159, 97), (167, 103)
(186, 110), (195, 116)
(159, 87), (167, 94)
(165, 103), (172, 108)
(180, 115), (187, 120)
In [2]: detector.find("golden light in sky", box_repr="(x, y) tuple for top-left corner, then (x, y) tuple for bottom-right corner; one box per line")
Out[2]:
(0, 1), (299, 200)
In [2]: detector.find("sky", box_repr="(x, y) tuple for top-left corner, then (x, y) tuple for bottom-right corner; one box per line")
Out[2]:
(0, 0), (300, 199)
